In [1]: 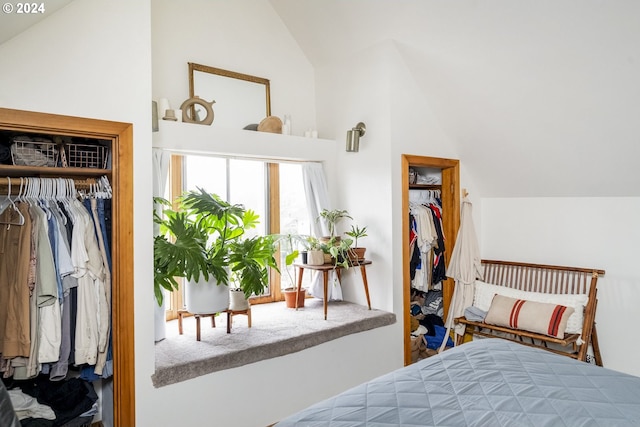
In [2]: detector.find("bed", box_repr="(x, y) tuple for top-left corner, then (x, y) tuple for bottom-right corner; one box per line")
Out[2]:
(275, 339), (640, 426)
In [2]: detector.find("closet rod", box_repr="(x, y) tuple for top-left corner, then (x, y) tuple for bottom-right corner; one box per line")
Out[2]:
(0, 176), (98, 191)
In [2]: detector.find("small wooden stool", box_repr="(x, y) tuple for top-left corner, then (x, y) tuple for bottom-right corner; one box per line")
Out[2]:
(178, 307), (251, 341)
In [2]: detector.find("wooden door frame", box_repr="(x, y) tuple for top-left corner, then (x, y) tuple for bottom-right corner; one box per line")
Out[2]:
(0, 108), (135, 426)
(401, 154), (460, 366)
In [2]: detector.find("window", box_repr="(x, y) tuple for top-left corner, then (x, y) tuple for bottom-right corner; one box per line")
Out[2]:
(164, 154), (311, 318)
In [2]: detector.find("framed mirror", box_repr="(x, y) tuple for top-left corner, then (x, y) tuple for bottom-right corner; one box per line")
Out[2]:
(188, 62), (271, 129)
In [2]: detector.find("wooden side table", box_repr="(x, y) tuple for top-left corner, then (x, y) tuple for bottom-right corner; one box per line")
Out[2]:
(177, 307), (251, 341)
(294, 260), (372, 320)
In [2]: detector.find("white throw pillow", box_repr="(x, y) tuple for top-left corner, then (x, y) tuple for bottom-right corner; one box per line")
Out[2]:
(473, 280), (588, 335)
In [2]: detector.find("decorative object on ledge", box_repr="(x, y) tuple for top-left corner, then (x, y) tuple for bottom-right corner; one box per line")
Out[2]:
(257, 115), (282, 133)
(158, 97), (171, 118)
(304, 129), (318, 138)
(188, 62), (271, 129)
(162, 109), (178, 121)
(180, 96), (215, 125)
(346, 122), (366, 152)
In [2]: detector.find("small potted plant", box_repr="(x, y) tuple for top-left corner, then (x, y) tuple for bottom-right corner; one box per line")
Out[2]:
(305, 235), (325, 265)
(153, 188), (279, 313)
(345, 224), (368, 262)
(317, 208), (352, 241)
(272, 233), (315, 308)
(322, 235), (354, 269)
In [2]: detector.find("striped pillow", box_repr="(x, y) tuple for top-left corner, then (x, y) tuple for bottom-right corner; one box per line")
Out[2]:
(484, 294), (575, 339)
(473, 280), (587, 335)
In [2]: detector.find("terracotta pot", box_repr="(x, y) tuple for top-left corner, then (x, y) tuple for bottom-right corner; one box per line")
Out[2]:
(348, 247), (366, 262)
(283, 288), (306, 308)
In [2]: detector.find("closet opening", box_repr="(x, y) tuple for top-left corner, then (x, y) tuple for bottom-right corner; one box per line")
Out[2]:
(401, 154), (459, 366)
(0, 108), (135, 427)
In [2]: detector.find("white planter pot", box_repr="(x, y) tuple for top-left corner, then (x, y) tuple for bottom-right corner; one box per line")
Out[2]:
(307, 250), (325, 266)
(229, 288), (250, 311)
(154, 296), (166, 342)
(185, 274), (230, 314)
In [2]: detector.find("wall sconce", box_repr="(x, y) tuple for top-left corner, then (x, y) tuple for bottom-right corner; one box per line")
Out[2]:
(346, 122), (366, 152)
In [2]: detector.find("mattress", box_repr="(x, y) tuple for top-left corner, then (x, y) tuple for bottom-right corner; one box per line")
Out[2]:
(276, 339), (640, 426)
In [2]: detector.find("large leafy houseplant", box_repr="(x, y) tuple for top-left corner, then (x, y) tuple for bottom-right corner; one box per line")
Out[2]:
(153, 188), (278, 306)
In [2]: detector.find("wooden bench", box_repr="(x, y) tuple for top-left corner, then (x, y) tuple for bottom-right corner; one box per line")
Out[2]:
(454, 260), (605, 365)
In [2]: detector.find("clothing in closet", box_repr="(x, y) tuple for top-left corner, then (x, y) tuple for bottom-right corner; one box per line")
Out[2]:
(408, 191), (446, 291)
(0, 202), (32, 358)
(0, 177), (113, 426)
(0, 179), (113, 426)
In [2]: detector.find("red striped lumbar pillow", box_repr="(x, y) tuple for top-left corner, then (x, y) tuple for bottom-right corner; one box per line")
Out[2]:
(484, 294), (575, 339)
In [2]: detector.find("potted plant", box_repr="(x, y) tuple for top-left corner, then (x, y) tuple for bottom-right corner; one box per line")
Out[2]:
(272, 233), (313, 308)
(322, 236), (355, 269)
(317, 208), (352, 240)
(305, 235), (325, 266)
(153, 188), (279, 314)
(345, 224), (368, 262)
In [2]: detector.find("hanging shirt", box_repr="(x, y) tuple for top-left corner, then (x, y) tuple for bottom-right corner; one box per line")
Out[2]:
(0, 202), (32, 358)
(71, 199), (106, 366)
(28, 204), (62, 364)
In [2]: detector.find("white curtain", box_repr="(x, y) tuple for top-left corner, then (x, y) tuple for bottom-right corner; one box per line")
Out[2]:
(153, 148), (171, 342)
(301, 162), (343, 301)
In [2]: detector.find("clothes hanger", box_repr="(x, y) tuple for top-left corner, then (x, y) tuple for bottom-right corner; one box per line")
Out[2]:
(0, 177), (25, 227)
(100, 175), (113, 199)
(0, 178), (11, 214)
(49, 178), (67, 225)
(35, 177), (53, 220)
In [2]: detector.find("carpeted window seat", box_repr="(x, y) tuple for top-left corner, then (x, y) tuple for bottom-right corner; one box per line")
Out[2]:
(152, 299), (396, 388)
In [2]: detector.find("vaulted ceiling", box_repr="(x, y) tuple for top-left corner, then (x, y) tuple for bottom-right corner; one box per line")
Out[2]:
(270, 0), (640, 197)
(3, 1), (639, 197)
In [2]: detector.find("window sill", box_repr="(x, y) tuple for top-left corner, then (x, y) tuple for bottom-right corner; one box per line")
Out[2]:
(152, 299), (396, 388)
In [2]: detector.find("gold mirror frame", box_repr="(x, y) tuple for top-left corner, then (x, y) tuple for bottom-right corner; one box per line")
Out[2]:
(188, 62), (271, 128)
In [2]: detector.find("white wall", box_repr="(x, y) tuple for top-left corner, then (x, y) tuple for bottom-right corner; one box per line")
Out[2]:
(147, 2), (401, 426)
(315, 42), (394, 311)
(151, 0), (317, 138)
(0, 1), (154, 425)
(6, 0), (636, 425)
(481, 197), (640, 376)
(0, 2), (402, 426)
